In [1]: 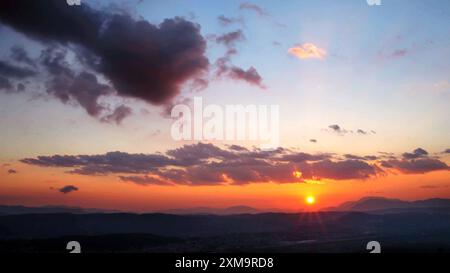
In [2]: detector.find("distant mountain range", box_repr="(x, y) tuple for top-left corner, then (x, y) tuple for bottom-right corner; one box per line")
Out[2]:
(0, 204), (276, 216)
(159, 205), (263, 215)
(2, 197), (450, 216)
(0, 205), (119, 215)
(322, 197), (450, 213)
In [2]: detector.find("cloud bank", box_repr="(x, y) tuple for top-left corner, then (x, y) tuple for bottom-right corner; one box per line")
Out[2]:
(21, 144), (449, 186)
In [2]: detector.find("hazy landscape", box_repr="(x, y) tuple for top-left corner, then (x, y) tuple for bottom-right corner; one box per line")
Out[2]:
(1, 197), (450, 253)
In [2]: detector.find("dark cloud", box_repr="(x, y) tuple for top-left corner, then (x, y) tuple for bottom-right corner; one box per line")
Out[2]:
(7, 169), (17, 174)
(343, 154), (378, 161)
(280, 152), (330, 163)
(119, 175), (170, 186)
(101, 105), (132, 125)
(22, 143), (384, 185)
(10, 46), (36, 67)
(166, 142), (238, 164)
(21, 152), (178, 175)
(0, 0), (209, 112)
(59, 185), (78, 194)
(216, 30), (245, 46)
(302, 159), (382, 180)
(382, 158), (449, 174)
(217, 15), (243, 26)
(364, 155), (378, 161)
(215, 51), (265, 88)
(0, 60), (36, 79)
(328, 125), (375, 136)
(227, 66), (264, 87)
(214, 30), (264, 88)
(38, 46), (124, 120)
(228, 144), (249, 152)
(22, 145), (445, 184)
(402, 148), (428, 159)
(380, 148), (449, 174)
(309, 139), (317, 143)
(328, 124), (347, 134)
(443, 149), (450, 154)
(0, 76), (13, 91)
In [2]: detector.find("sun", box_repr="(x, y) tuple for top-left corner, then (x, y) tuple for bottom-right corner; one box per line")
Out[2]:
(305, 195), (316, 205)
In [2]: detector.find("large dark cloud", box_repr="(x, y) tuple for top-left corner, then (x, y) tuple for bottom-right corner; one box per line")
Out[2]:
(19, 143), (450, 185)
(21, 143), (385, 185)
(0, 0), (209, 113)
(381, 148), (449, 174)
(21, 152), (179, 175)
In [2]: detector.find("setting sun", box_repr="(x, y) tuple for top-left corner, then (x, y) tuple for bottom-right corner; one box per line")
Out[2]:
(306, 196), (316, 205)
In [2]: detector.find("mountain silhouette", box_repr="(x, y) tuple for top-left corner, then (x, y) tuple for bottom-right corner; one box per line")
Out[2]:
(322, 197), (450, 212)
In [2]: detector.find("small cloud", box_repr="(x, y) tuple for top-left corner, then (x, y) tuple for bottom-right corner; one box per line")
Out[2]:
(59, 185), (79, 194)
(327, 125), (375, 136)
(216, 30), (245, 47)
(380, 49), (408, 59)
(288, 43), (326, 60)
(443, 149), (450, 154)
(272, 41), (282, 47)
(239, 2), (268, 16)
(217, 15), (244, 26)
(101, 105), (132, 125)
(402, 148), (428, 159)
(328, 124), (347, 135)
(310, 139), (317, 143)
(7, 169), (17, 174)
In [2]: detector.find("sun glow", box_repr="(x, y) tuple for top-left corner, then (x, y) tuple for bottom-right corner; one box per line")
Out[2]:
(306, 195), (316, 205)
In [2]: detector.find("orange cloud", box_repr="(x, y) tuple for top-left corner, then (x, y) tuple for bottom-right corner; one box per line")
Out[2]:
(288, 43), (327, 59)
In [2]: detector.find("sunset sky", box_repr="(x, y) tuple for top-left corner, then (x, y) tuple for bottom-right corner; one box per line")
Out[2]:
(0, 0), (449, 212)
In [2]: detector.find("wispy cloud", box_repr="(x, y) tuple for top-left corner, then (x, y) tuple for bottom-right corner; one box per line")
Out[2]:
(239, 2), (269, 17)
